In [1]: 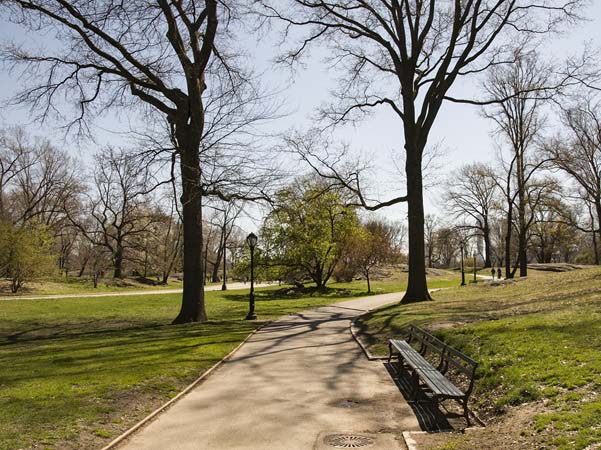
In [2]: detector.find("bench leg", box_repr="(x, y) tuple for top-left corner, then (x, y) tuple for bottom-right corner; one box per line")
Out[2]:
(410, 371), (419, 401)
(463, 397), (471, 427)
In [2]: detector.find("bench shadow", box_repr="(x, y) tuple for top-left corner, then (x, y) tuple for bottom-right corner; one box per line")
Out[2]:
(383, 362), (465, 432)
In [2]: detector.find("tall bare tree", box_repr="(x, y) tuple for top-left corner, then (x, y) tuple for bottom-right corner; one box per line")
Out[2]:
(484, 50), (552, 278)
(67, 147), (158, 278)
(0, 128), (33, 220)
(262, 0), (584, 302)
(1, 0), (273, 323)
(445, 163), (497, 268)
(545, 97), (601, 262)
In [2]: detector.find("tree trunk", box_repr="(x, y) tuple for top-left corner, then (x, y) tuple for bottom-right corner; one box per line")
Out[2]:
(517, 217), (528, 277)
(173, 138), (207, 324)
(401, 147), (431, 304)
(212, 242), (223, 283)
(505, 201), (513, 279)
(595, 199), (601, 266)
(78, 255), (89, 277)
(113, 244), (124, 279)
(483, 220), (492, 268)
(366, 270), (371, 293)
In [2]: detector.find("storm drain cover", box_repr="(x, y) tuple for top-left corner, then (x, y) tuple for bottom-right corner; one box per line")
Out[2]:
(323, 434), (375, 448)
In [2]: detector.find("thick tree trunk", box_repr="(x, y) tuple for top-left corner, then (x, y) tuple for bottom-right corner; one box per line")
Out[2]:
(366, 270), (371, 293)
(173, 138), (207, 324)
(113, 245), (123, 279)
(595, 200), (601, 265)
(212, 242), (223, 283)
(593, 231), (599, 265)
(517, 205), (528, 277)
(483, 220), (492, 268)
(505, 202), (513, 279)
(401, 147), (431, 304)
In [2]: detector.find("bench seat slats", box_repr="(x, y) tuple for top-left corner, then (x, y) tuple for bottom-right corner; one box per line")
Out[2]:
(414, 368), (464, 397)
(390, 339), (464, 398)
(388, 325), (478, 426)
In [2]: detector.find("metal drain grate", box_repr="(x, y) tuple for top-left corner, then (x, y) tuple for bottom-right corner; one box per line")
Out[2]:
(323, 434), (375, 448)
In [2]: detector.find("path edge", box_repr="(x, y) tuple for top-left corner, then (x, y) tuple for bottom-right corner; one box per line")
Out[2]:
(350, 288), (446, 361)
(100, 321), (272, 450)
(350, 313), (387, 361)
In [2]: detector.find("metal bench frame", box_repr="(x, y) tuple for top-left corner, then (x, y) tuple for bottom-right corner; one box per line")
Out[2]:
(387, 325), (478, 425)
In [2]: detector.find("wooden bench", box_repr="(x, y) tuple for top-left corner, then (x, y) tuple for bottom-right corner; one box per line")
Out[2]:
(388, 325), (478, 425)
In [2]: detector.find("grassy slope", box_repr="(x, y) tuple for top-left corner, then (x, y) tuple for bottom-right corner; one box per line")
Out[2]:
(0, 273), (457, 450)
(0, 277), (187, 296)
(357, 268), (601, 450)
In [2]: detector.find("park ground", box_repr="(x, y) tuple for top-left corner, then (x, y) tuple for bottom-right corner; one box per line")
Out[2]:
(0, 270), (457, 450)
(1, 267), (599, 450)
(356, 266), (601, 450)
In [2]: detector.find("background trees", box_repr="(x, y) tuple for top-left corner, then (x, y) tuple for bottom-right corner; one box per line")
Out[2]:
(1, 0), (274, 323)
(445, 164), (497, 268)
(263, 0), (583, 303)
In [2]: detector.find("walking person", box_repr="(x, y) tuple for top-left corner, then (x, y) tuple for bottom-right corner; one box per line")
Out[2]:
(491, 267), (496, 280)
(497, 267), (502, 280)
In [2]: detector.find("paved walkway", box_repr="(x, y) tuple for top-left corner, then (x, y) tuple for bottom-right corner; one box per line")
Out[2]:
(0, 282), (273, 301)
(118, 293), (419, 450)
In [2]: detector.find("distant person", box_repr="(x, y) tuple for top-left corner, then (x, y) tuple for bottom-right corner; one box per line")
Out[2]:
(497, 267), (502, 279)
(491, 267), (496, 280)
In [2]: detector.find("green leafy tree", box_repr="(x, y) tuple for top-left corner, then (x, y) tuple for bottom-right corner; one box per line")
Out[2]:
(0, 221), (56, 293)
(352, 219), (402, 293)
(261, 179), (359, 290)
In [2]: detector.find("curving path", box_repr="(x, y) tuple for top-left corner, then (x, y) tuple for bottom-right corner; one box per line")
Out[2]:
(0, 282), (273, 301)
(117, 293), (420, 450)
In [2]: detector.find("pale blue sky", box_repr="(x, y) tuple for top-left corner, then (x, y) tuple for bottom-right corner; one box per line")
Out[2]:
(1, 4), (601, 231)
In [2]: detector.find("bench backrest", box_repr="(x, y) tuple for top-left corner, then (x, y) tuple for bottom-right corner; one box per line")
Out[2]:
(407, 325), (478, 394)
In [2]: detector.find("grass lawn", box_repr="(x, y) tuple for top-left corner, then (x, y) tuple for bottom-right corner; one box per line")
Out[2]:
(0, 272), (458, 450)
(356, 268), (601, 450)
(0, 276), (187, 297)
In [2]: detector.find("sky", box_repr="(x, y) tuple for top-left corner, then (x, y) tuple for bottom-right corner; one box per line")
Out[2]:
(1, 3), (601, 232)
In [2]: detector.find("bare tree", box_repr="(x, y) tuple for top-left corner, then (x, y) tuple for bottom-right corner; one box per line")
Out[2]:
(545, 96), (601, 262)
(424, 214), (439, 269)
(10, 141), (82, 230)
(484, 50), (552, 278)
(1, 0), (273, 323)
(206, 199), (244, 288)
(445, 163), (497, 268)
(68, 147), (158, 279)
(0, 127), (33, 219)
(261, 0), (584, 302)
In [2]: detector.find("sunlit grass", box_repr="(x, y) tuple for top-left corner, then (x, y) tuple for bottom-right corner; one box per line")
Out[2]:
(357, 268), (601, 450)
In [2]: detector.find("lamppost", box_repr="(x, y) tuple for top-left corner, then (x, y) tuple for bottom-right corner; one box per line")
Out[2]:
(473, 252), (477, 282)
(221, 230), (227, 291)
(245, 232), (258, 320)
(460, 241), (466, 286)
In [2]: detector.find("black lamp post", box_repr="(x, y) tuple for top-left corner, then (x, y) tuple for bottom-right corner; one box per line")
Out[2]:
(460, 242), (466, 286)
(221, 230), (227, 291)
(245, 232), (258, 320)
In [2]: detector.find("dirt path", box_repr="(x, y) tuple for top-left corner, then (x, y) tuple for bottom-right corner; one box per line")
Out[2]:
(116, 292), (419, 450)
(0, 282), (273, 301)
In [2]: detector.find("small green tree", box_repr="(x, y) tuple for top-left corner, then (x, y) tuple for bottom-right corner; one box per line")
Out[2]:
(352, 219), (402, 293)
(0, 221), (56, 293)
(261, 179), (359, 290)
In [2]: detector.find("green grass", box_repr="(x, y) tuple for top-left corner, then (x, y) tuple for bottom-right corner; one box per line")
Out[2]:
(1, 273), (457, 450)
(0, 276), (186, 296)
(0, 271), (459, 449)
(357, 268), (601, 450)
